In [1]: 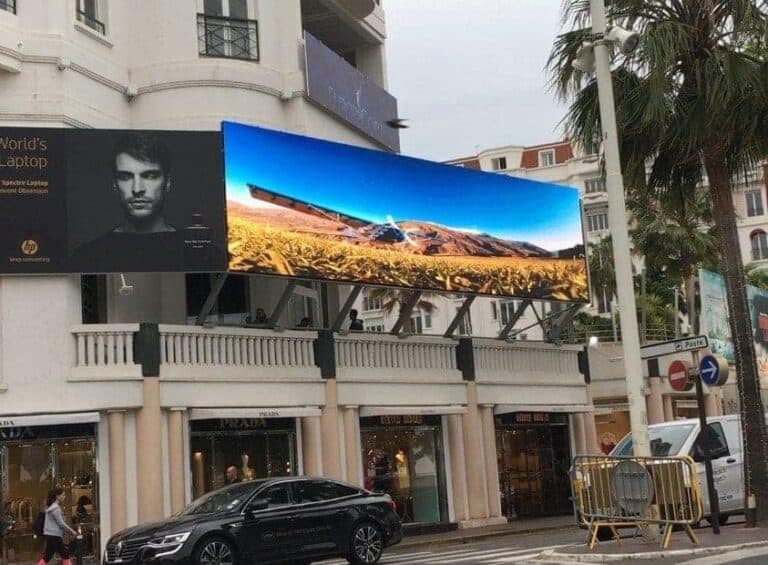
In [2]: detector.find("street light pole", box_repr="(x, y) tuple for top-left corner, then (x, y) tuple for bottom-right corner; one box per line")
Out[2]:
(589, 0), (651, 457)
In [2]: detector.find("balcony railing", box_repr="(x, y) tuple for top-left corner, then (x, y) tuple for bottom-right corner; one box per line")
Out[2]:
(197, 13), (259, 61)
(72, 324), (142, 380)
(76, 9), (106, 34)
(0, 0), (16, 14)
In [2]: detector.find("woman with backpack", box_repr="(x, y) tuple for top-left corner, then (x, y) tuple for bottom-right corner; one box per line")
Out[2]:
(37, 487), (78, 565)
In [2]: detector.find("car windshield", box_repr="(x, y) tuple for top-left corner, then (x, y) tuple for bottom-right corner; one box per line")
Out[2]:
(178, 481), (265, 516)
(612, 424), (695, 457)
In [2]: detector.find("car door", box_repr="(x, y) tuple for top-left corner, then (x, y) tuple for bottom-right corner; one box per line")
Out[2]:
(692, 422), (735, 515)
(292, 479), (357, 558)
(240, 482), (299, 563)
(716, 419), (744, 513)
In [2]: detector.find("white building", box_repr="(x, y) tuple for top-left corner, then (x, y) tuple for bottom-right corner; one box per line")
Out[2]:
(0, 2), (593, 562)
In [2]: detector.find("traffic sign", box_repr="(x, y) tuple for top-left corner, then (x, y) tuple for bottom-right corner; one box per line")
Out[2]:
(700, 355), (729, 387)
(640, 335), (709, 360)
(668, 359), (694, 391)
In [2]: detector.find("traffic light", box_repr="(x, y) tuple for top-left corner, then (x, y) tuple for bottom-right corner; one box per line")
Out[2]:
(577, 346), (591, 384)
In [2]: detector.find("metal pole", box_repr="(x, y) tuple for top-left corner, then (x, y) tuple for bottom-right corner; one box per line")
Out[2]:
(693, 349), (721, 534)
(674, 288), (680, 339)
(590, 0), (650, 457)
(641, 268), (647, 343)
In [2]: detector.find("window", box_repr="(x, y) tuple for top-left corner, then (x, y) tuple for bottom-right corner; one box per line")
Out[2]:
(261, 484), (295, 508)
(746, 190), (764, 217)
(585, 178), (606, 194)
(81, 275), (107, 324)
(363, 295), (383, 311)
(491, 157), (508, 171)
(0, 0), (16, 14)
(587, 213), (608, 232)
(198, 0), (259, 60)
(186, 274), (249, 325)
(499, 300), (517, 325)
(77, 0), (106, 34)
(365, 321), (385, 332)
(752, 230), (768, 261)
(491, 302), (498, 320)
(539, 150), (555, 167)
(297, 480), (360, 503)
(410, 309), (432, 334)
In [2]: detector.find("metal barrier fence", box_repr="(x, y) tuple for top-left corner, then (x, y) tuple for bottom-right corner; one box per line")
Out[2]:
(571, 455), (703, 549)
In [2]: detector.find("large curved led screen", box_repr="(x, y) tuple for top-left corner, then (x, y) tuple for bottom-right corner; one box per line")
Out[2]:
(223, 122), (588, 302)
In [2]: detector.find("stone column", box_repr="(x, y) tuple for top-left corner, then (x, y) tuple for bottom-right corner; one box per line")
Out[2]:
(480, 406), (502, 518)
(583, 385), (600, 454)
(107, 410), (126, 534)
(321, 380), (342, 479)
(663, 394), (674, 421)
(704, 390), (720, 417)
(136, 377), (164, 522)
(462, 383), (489, 520)
(192, 452), (205, 500)
(301, 416), (323, 476)
(447, 415), (469, 523)
(571, 413), (587, 456)
(647, 377), (665, 424)
(343, 406), (361, 486)
(167, 408), (186, 515)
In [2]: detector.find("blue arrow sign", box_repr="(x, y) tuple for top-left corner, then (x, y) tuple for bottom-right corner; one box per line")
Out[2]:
(700, 355), (721, 386)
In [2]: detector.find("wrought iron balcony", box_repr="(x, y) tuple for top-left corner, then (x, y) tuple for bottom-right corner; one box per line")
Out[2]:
(0, 0), (16, 14)
(197, 13), (259, 61)
(76, 9), (106, 34)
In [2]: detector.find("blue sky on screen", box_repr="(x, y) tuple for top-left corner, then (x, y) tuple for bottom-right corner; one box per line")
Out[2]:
(223, 122), (584, 252)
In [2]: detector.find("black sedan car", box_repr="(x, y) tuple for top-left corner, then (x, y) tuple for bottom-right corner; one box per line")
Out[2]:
(103, 477), (401, 565)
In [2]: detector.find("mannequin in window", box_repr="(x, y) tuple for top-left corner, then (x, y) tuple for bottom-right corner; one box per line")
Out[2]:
(240, 453), (254, 481)
(395, 449), (410, 490)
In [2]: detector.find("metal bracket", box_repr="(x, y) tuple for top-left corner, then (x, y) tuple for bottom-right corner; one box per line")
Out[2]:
(498, 300), (532, 340)
(444, 296), (476, 338)
(196, 274), (228, 326)
(390, 291), (422, 335)
(332, 285), (364, 332)
(507, 303), (582, 341)
(268, 280), (298, 328)
(546, 303), (581, 342)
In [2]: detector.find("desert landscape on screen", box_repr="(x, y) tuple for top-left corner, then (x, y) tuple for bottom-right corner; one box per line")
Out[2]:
(226, 198), (589, 301)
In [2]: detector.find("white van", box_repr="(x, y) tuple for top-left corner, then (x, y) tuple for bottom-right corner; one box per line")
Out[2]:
(610, 414), (751, 521)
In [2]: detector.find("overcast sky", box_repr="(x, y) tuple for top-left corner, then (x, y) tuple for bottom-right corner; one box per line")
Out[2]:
(384, 0), (568, 161)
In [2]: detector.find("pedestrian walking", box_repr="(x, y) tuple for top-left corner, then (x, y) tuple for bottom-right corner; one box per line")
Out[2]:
(38, 487), (79, 565)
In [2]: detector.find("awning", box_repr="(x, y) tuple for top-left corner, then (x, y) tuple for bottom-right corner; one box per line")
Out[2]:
(359, 405), (466, 418)
(0, 412), (101, 428)
(189, 407), (321, 420)
(494, 404), (591, 415)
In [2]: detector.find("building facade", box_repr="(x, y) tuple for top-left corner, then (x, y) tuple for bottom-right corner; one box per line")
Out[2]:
(0, 2), (594, 563)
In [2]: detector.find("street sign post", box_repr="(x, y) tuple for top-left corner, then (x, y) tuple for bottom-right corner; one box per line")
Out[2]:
(668, 359), (694, 392)
(640, 335), (709, 360)
(699, 355), (729, 387)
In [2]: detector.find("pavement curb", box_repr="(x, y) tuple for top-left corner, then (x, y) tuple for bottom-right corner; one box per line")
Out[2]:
(542, 539), (768, 562)
(400, 524), (577, 550)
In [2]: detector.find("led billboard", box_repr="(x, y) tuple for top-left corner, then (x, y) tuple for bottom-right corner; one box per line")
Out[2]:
(0, 128), (227, 274)
(223, 122), (588, 302)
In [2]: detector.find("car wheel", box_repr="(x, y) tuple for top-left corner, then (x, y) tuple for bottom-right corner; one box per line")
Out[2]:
(347, 522), (384, 565)
(194, 536), (237, 565)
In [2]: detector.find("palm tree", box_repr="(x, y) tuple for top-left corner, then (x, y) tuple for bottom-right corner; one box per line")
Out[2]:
(548, 1), (768, 522)
(628, 171), (716, 331)
(587, 235), (617, 310)
(746, 263), (768, 291)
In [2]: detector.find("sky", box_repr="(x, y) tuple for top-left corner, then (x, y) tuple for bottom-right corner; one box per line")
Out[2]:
(384, 0), (568, 161)
(223, 122), (583, 251)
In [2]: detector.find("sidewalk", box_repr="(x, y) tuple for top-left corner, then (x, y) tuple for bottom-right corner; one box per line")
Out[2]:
(400, 515), (578, 548)
(542, 522), (768, 562)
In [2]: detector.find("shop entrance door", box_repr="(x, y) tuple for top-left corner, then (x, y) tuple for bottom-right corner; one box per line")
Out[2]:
(496, 414), (572, 518)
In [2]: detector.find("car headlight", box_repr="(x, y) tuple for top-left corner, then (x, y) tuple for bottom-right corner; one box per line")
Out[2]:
(147, 532), (191, 557)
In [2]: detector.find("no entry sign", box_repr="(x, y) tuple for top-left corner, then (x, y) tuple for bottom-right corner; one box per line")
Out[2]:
(668, 359), (694, 392)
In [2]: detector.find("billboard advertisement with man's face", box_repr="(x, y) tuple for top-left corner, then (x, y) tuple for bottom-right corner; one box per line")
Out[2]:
(0, 128), (227, 273)
(223, 122), (589, 302)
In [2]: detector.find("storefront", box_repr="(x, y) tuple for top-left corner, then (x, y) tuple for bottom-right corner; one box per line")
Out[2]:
(495, 412), (572, 519)
(359, 415), (449, 526)
(190, 417), (298, 497)
(593, 406), (631, 454)
(0, 414), (100, 564)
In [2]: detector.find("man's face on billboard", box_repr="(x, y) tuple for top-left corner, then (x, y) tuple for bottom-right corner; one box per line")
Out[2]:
(113, 153), (169, 222)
